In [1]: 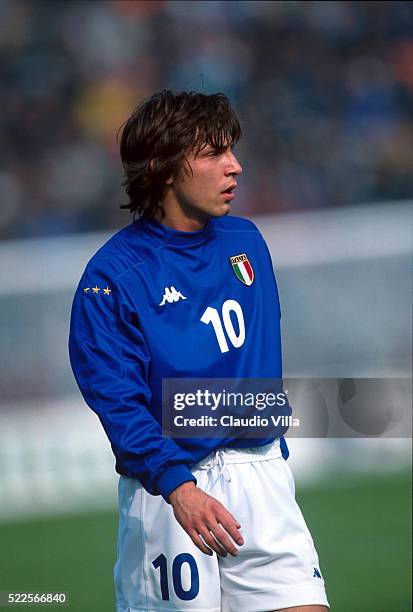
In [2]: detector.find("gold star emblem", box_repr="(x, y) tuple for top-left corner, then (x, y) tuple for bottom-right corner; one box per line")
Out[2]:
(103, 287), (112, 295)
(92, 286), (100, 294)
(83, 288), (90, 293)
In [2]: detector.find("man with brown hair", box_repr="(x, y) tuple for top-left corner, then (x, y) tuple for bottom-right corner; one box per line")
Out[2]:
(69, 90), (329, 612)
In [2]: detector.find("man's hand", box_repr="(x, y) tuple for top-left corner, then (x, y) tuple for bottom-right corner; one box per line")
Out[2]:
(168, 482), (244, 557)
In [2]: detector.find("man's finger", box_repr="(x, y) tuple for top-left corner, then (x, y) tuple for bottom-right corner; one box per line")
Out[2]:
(189, 530), (214, 556)
(216, 516), (244, 547)
(199, 528), (228, 557)
(208, 523), (239, 556)
(215, 504), (241, 529)
(215, 505), (242, 528)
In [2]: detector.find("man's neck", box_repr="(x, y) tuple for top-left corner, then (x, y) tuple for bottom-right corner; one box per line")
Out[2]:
(155, 198), (207, 232)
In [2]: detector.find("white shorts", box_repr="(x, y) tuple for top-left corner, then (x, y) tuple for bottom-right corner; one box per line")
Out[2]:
(115, 441), (329, 612)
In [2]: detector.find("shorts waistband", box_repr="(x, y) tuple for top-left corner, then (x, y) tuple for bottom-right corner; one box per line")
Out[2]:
(195, 439), (281, 470)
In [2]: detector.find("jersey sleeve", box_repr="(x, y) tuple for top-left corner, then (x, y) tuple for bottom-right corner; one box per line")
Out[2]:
(262, 238), (281, 320)
(68, 263), (196, 501)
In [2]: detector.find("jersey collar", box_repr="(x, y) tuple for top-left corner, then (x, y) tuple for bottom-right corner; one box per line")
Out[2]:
(136, 215), (213, 247)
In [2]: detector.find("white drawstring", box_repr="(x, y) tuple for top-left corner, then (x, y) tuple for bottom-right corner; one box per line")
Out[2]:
(199, 449), (232, 485)
(216, 449), (232, 483)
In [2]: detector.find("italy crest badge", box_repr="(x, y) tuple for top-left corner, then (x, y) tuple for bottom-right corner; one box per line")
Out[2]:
(229, 253), (254, 286)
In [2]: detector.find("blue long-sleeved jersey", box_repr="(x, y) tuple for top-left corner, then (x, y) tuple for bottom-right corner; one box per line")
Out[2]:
(69, 214), (289, 501)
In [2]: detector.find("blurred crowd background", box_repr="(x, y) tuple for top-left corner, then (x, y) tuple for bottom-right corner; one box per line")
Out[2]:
(1, 0), (413, 240)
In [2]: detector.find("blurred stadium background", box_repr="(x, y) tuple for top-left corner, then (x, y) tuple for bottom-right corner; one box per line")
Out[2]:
(0, 1), (411, 611)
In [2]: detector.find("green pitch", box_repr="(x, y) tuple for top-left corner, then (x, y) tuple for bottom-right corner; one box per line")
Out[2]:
(0, 471), (410, 612)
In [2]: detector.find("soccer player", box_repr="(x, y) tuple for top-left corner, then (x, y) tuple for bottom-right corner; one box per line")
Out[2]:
(69, 90), (329, 612)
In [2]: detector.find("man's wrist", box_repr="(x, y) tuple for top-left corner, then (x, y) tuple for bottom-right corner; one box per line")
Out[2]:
(168, 480), (196, 504)
(156, 464), (197, 502)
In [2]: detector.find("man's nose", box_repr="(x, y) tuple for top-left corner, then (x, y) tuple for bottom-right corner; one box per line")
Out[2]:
(226, 151), (242, 176)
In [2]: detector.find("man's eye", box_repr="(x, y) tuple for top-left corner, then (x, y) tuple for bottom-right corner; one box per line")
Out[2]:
(208, 147), (235, 157)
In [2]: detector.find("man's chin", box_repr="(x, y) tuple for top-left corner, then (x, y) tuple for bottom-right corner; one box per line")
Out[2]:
(211, 203), (231, 218)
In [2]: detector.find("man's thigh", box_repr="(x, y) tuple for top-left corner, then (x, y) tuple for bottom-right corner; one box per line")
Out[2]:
(218, 454), (329, 612)
(115, 475), (221, 611)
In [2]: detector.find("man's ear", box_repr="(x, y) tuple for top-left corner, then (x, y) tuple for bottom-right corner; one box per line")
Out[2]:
(149, 159), (173, 185)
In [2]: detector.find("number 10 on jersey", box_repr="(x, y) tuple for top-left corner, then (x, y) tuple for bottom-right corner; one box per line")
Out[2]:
(201, 299), (245, 353)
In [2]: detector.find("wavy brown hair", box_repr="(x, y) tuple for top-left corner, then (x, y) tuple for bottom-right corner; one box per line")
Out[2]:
(119, 90), (241, 218)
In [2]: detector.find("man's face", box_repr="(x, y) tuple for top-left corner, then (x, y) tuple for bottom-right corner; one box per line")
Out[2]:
(167, 142), (243, 221)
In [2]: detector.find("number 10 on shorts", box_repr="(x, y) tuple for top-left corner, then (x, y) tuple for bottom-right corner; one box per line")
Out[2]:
(152, 553), (200, 601)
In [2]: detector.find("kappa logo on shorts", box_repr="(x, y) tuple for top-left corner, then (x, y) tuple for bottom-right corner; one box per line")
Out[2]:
(229, 253), (254, 286)
(159, 286), (187, 306)
(313, 567), (322, 579)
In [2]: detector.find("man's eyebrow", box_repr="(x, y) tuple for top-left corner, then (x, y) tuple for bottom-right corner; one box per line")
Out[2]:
(195, 144), (217, 156)
(200, 143), (229, 154)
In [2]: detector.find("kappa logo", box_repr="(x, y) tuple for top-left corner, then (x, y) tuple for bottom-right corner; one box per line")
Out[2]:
(159, 286), (187, 306)
(313, 568), (322, 579)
